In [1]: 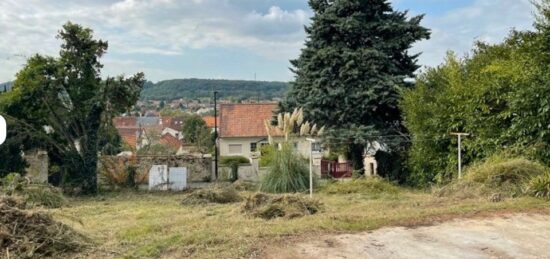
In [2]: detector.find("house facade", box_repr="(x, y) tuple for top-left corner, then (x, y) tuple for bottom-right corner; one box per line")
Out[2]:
(218, 103), (324, 175)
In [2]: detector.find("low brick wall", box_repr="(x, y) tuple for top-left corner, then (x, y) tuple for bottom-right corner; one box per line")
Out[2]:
(99, 155), (212, 185)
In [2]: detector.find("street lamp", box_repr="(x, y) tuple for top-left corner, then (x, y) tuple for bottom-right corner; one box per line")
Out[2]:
(306, 138), (316, 198)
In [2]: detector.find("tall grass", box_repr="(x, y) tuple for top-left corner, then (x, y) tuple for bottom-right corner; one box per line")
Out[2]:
(260, 143), (311, 193)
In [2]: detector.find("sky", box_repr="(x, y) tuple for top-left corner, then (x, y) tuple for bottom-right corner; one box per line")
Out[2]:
(0, 0), (536, 83)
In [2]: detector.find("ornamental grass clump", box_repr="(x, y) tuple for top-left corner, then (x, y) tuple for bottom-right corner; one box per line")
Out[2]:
(525, 173), (550, 199)
(260, 143), (311, 193)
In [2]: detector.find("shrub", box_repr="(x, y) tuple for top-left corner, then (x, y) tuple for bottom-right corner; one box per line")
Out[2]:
(0, 196), (87, 257)
(181, 186), (242, 205)
(241, 193), (322, 220)
(320, 177), (400, 196)
(220, 156), (250, 182)
(525, 173), (550, 199)
(260, 143), (312, 193)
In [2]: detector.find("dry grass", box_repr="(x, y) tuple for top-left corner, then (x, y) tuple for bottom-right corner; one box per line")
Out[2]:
(241, 193), (322, 219)
(0, 196), (86, 258)
(49, 186), (549, 258)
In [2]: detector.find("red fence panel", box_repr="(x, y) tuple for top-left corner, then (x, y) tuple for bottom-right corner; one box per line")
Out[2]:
(320, 160), (353, 178)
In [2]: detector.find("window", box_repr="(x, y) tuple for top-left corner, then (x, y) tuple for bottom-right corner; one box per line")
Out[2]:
(228, 144), (242, 154)
(311, 142), (322, 152)
(250, 142), (257, 152)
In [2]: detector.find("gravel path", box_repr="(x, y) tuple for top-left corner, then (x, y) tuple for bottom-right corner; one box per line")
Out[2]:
(269, 213), (550, 259)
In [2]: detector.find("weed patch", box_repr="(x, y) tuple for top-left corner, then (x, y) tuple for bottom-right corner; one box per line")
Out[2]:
(1, 173), (65, 208)
(320, 177), (400, 196)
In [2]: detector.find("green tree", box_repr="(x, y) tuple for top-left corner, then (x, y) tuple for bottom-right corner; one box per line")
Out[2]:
(280, 0), (430, 169)
(181, 114), (213, 153)
(0, 22), (144, 194)
(402, 2), (550, 185)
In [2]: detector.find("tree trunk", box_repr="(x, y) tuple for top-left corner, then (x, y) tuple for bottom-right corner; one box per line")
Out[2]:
(348, 143), (364, 172)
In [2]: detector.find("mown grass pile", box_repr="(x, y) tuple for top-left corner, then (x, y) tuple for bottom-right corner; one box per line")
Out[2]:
(241, 193), (322, 220)
(435, 156), (550, 200)
(1, 173), (65, 208)
(181, 185), (242, 205)
(0, 196), (86, 258)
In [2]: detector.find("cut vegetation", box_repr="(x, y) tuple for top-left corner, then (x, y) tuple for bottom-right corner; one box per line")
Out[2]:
(48, 183), (549, 258)
(0, 196), (86, 258)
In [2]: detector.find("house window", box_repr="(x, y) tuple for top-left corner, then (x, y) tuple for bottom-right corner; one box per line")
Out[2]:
(228, 144), (242, 154)
(312, 142), (322, 152)
(250, 143), (257, 152)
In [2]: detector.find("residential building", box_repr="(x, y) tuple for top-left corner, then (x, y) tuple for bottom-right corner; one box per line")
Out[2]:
(218, 104), (323, 174)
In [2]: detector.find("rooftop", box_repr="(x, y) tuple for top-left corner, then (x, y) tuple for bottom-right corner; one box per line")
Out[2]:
(219, 103), (277, 138)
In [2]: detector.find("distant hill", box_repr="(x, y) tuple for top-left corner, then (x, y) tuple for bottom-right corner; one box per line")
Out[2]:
(0, 81), (12, 92)
(140, 79), (289, 101)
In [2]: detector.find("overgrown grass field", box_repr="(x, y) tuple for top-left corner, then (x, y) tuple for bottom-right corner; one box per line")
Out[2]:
(49, 180), (550, 258)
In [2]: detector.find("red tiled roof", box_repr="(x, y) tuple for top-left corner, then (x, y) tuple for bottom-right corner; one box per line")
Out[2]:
(202, 116), (218, 128)
(160, 134), (182, 150)
(161, 116), (172, 127)
(116, 127), (139, 148)
(113, 117), (137, 128)
(220, 103), (277, 138)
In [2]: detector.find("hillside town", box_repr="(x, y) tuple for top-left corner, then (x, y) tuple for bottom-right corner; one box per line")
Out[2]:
(2, 0), (550, 258)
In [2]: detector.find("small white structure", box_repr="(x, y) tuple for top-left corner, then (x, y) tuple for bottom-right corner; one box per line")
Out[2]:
(149, 165), (168, 191)
(168, 167), (187, 191)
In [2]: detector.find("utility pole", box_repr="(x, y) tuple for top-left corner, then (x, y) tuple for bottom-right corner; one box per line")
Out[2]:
(214, 91), (219, 180)
(306, 138), (316, 198)
(451, 132), (470, 179)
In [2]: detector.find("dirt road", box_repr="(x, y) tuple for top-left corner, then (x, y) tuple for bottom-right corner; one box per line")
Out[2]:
(269, 213), (550, 259)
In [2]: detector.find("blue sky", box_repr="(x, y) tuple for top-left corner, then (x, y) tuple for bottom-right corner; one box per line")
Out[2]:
(0, 0), (535, 83)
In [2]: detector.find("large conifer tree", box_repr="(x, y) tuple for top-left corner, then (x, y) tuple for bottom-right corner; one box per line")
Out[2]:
(281, 0), (430, 169)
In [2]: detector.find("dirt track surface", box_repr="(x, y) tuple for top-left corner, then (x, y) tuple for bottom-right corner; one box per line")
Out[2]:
(269, 213), (550, 259)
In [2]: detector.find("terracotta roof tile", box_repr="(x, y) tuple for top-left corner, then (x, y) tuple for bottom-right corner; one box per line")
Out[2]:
(113, 117), (137, 128)
(116, 127), (139, 148)
(160, 134), (182, 150)
(202, 116), (218, 128)
(220, 103), (277, 138)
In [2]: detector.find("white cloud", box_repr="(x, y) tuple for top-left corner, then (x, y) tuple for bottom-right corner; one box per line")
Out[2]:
(0, 0), (540, 82)
(411, 0), (535, 69)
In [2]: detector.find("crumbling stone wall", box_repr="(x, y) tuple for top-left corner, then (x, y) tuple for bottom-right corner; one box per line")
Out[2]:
(24, 150), (48, 183)
(99, 155), (212, 185)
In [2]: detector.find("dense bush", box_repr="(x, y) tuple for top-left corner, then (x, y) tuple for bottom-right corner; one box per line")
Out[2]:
(402, 4), (550, 186)
(260, 143), (312, 193)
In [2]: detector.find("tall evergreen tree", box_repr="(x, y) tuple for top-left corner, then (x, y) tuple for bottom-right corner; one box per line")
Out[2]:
(281, 0), (430, 169)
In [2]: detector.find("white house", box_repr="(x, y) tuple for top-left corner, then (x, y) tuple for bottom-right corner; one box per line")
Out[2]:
(218, 103), (323, 174)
